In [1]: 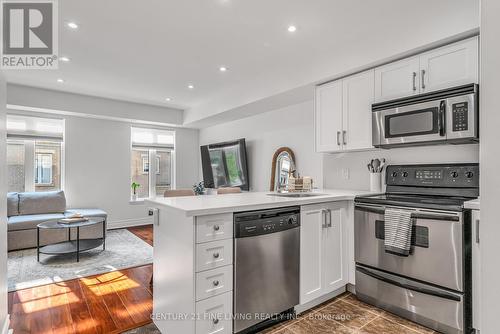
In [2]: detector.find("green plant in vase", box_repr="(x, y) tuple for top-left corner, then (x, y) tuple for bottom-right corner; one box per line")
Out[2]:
(131, 182), (140, 200)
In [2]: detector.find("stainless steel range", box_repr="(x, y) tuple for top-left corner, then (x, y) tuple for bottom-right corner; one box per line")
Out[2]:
(354, 163), (479, 334)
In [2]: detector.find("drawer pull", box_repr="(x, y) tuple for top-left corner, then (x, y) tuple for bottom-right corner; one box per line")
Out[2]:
(213, 318), (219, 325)
(213, 225), (220, 231)
(213, 280), (220, 286)
(213, 252), (220, 259)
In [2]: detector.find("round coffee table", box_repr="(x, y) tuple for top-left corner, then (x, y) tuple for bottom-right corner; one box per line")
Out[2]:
(37, 217), (106, 262)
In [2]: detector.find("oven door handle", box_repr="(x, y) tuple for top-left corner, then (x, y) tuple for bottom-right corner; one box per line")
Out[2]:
(438, 100), (446, 137)
(355, 204), (460, 221)
(357, 266), (461, 302)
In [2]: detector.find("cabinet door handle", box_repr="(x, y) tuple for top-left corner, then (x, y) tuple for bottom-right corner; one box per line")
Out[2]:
(336, 131), (341, 146)
(412, 72), (417, 91)
(327, 209), (332, 228)
(476, 219), (480, 244)
(342, 130), (347, 145)
(421, 69), (426, 90)
(321, 209), (327, 228)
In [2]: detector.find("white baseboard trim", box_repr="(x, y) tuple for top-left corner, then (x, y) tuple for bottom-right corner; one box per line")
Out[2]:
(1, 315), (10, 334)
(294, 286), (347, 315)
(107, 217), (153, 230)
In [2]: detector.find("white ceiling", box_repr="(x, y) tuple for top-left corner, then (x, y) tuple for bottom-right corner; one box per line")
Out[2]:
(4, 0), (479, 127)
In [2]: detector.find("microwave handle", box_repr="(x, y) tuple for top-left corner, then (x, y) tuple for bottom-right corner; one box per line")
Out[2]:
(438, 100), (446, 137)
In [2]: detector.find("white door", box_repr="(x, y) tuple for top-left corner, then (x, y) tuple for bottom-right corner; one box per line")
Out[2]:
(375, 56), (420, 102)
(300, 206), (325, 304)
(420, 37), (479, 93)
(322, 202), (347, 294)
(315, 81), (343, 152)
(472, 210), (481, 332)
(342, 70), (375, 151)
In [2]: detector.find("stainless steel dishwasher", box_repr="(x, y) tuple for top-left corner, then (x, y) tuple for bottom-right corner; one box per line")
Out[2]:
(233, 206), (300, 334)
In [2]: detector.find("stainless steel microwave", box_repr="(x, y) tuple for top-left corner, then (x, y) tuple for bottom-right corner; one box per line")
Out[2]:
(372, 84), (478, 148)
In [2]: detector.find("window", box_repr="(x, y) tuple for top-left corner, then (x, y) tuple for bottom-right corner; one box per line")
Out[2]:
(131, 127), (175, 199)
(35, 153), (53, 185)
(6, 115), (64, 193)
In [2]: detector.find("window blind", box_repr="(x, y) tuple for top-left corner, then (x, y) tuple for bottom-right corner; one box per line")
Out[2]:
(131, 127), (175, 149)
(7, 115), (64, 142)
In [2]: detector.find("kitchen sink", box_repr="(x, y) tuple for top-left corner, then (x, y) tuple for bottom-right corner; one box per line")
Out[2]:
(268, 192), (325, 198)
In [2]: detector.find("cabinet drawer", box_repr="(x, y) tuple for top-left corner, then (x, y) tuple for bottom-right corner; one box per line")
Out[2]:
(196, 213), (233, 243)
(196, 239), (233, 272)
(196, 291), (232, 334)
(196, 265), (233, 301)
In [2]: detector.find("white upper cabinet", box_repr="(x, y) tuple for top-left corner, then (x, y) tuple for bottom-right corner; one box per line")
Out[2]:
(342, 70), (375, 151)
(315, 81), (343, 152)
(375, 56), (420, 102)
(315, 37), (479, 152)
(375, 37), (479, 103)
(420, 37), (479, 93)
(315, 70), (374, 153)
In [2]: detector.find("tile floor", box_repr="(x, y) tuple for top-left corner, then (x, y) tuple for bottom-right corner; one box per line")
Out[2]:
(126, 292), (437, 334)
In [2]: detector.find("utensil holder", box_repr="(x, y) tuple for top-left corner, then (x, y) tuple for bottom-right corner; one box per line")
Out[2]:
(370, 172), (382, 192)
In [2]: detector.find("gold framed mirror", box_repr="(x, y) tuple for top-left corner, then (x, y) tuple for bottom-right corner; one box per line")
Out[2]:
(270, 147), (296, 191)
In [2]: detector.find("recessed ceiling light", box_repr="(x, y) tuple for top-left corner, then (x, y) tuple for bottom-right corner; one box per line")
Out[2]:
(59, 56), (70, 62)
(188, 84), (194, 89)
(287, 25), (297, 32)
(219, 66), (228, 72)
(67, 22), (79, 29)
(57, 78), (64, 83)
(165, 97), (172, 101)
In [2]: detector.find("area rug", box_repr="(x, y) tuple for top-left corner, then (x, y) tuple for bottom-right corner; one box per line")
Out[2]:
(8, 229), (153, 292)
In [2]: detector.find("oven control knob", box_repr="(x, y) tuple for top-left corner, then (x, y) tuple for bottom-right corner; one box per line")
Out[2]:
(402, 172), (408, 178)
(287, 216), (297, 225)
(450, 171), (459, 178)
(465, 171), (474, 178)
(391, 172), (398, 178)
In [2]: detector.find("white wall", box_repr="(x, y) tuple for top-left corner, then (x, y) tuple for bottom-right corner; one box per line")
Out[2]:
(13, 113), (198, 228)
(0, 74), (9, 332)
(5, 85), (199, 228)
(479, 1), (500, 332)
(64, 116), (147, 227)
(323, 145), (479, 190)
(199, 100), (322, 192)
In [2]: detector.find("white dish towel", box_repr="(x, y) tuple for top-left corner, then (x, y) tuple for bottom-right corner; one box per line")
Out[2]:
(384, 208), (413, 256)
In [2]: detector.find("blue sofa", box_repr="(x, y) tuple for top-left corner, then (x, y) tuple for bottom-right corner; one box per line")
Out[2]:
(7, 191), (107, 251)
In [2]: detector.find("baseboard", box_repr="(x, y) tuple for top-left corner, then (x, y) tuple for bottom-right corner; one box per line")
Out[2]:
(294, 286), (347, 315)
(1, 315), (10, 334)
(346, 283), (356, 294)
(107, 217), (153, 230)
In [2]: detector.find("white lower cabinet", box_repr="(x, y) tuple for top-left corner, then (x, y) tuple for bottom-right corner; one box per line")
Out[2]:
(472, 209), (481, 332)
(300, 202), (348, 305)
(196, 291), (233, 334)
(196, 265), (233, 301)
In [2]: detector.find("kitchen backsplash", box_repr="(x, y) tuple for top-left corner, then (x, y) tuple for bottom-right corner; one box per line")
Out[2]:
(323, 144), (479, 190)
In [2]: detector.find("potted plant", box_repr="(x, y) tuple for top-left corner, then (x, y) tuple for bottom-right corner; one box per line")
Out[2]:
(193, 181), (205, 195)
(131, 182), (140, 200)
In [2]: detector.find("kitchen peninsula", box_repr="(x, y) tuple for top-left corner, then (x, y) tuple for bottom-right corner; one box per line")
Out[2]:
(146, 189), (373, 334)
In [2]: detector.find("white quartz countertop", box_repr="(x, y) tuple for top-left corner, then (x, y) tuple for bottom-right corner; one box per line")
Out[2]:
(145, 189), (376, 216)
(464, 198), (480, 210)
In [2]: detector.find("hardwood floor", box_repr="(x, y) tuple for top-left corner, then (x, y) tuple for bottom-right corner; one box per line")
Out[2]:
(127, 226), (153, 246)
(8, 225), (154, 334)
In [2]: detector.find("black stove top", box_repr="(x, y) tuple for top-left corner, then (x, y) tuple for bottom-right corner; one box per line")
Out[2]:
(355, 163), (479, 212)
(355, 193), (473, 211)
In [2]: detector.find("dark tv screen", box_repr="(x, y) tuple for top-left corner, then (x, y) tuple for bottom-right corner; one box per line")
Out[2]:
(200, 139), (249, 191)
